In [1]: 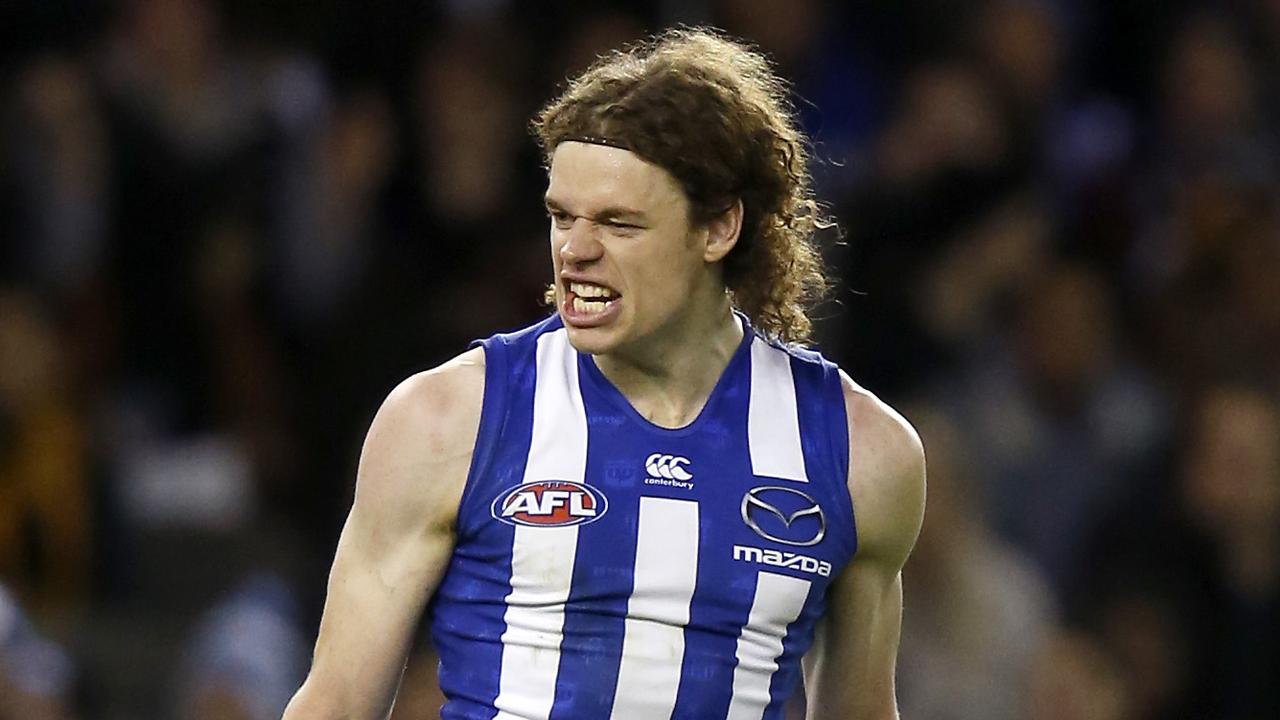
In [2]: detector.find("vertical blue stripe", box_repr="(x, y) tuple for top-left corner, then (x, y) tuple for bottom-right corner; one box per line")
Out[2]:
(670, 555), (755, 719)
(789, 352), (857, 561)
(543, 357), (643, 718)
(546, 516), (632, 719)
(666, 341), (759, 718)
(432, 321), (547, 719)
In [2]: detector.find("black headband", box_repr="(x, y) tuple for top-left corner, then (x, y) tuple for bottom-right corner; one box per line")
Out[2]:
(561, 135), (634, 152)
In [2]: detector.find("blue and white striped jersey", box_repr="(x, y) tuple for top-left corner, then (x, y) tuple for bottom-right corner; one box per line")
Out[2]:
(429, 314), (857, 720)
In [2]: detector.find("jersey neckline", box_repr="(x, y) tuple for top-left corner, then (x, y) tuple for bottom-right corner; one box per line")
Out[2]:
(577, 312), (755, 437)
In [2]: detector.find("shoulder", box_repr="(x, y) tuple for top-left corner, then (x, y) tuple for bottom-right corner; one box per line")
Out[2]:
(371, 347), (487, 442)
(353, 347), (487, 530)
(839, 370), (926, 567)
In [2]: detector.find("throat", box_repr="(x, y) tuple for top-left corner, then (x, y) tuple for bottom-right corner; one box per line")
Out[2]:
(634, 391), (711, 429)
(593, 312), (745, 429)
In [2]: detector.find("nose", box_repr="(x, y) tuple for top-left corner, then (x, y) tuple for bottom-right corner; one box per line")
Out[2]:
(559, 219), (604, 266)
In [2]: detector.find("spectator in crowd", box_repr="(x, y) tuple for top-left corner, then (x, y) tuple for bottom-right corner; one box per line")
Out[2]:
(0, 289), (92, 624)
(1083, 383), (1280, 718)
(173, 572), (308, 720)
(1022, 628), (1130, 720)
(897, 404), (1055, 720)
(952, 263), (1169, 588)
(174, 518), (313, 720)
(0, 582), (78, 720)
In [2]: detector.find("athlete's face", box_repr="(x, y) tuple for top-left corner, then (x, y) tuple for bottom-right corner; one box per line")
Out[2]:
(545, 141), (728, 356)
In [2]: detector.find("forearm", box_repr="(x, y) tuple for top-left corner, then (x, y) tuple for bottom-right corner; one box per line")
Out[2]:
(806, 570), (905, 719)
(806, 663), (901, 720)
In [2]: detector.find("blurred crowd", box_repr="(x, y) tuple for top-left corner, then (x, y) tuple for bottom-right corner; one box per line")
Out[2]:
(0, 1), (1277, 719)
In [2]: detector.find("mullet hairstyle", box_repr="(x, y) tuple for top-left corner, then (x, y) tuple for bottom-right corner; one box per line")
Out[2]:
(531, 27), (832, 344)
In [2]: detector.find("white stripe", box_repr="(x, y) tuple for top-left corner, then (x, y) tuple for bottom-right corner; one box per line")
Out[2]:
(494, 329), (587, 720)
(747, 339), (808, 482)
(609, 497), (700, 720)
(523, 330), (588, 484)
(725, 572), (812, 720)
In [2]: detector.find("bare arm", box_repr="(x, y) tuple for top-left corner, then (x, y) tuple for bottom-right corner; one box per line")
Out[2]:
(805, 373), (926, 720)
(283, 348), (485, 720)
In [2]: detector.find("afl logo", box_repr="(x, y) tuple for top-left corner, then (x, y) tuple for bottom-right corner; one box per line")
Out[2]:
(491, 481), (609, 528)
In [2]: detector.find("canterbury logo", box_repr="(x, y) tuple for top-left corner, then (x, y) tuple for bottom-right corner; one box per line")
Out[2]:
(645, 453), (693, 481)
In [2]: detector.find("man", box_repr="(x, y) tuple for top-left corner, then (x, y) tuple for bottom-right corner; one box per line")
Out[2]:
(284, 28), (924, 720)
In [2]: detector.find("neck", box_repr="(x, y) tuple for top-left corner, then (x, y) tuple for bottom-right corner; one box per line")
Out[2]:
(594, 295), (743, 429)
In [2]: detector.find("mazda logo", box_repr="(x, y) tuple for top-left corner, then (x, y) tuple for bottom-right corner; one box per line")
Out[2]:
(740, 486), (826, 547)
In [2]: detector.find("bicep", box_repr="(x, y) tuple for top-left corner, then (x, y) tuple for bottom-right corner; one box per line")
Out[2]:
(301, 494), (455, 716)
(288, 352), (483, 719)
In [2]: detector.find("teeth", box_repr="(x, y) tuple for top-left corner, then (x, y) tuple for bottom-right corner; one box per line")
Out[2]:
(573, 297), (608, 314)
(570, 281), (615, 299)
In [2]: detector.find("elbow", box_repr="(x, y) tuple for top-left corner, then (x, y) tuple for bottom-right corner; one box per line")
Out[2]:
(871, 697), (902, 720)
(282, 680), (368, 720)
(810, 697), (900, 720)
(282, 685), (326, 720)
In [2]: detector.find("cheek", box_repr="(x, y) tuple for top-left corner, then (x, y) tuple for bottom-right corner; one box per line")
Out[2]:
(610, 228), (699, 300)
(549, 234), (566, 267)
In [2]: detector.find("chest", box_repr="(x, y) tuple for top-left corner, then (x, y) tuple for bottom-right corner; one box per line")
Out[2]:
(473, 427), (851, 623)
(454, 328), (855, 630)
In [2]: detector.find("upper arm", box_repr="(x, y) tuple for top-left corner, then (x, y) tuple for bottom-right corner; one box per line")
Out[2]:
(806, 372), (926, 719)
(285, 348), (486, 720)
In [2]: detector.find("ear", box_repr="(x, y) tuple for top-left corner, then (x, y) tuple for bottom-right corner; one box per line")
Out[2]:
(703, 199), (744, 264)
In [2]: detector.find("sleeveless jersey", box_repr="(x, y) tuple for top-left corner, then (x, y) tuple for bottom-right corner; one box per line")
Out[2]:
(429, 314), (858, 720)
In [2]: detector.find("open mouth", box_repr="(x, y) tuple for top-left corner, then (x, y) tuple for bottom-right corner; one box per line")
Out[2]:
(563, 281), (621, 323)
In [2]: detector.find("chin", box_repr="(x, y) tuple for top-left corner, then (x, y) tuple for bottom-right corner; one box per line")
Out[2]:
(562, 323), (618, 356)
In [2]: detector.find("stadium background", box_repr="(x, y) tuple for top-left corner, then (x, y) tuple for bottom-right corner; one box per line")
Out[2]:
(1, 0), (1277, 718)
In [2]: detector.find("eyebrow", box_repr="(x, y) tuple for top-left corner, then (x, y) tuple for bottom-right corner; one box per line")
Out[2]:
(544, 197), (648, 223)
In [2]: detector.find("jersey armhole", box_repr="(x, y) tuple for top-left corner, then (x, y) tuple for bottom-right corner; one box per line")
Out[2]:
(454, 337), (510, 536)
(824, 362), (858, 558)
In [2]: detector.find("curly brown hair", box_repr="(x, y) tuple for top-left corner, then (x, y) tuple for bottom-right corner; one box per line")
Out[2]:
(532, 27), (831, 344)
